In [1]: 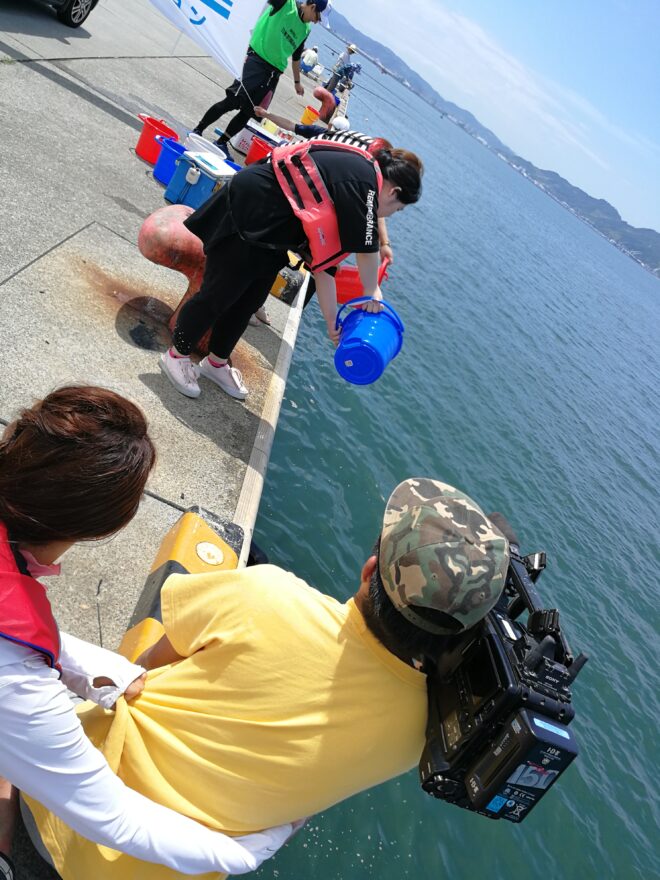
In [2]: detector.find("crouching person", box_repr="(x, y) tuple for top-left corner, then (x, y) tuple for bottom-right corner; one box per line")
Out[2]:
(0, 387), (293, 880)
(24, 477), (508, 880)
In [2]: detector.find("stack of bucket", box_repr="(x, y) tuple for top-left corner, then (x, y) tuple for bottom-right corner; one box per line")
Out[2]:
(153, 136), (186, 185)
(135, 115), (240, 209)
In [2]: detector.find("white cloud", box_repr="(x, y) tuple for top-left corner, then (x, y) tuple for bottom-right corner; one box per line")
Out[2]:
(331, 0), (660, 226)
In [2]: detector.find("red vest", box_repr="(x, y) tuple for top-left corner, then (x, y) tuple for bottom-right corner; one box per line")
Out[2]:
(271, 139), (383, 272)
(0, 522), (61, 669)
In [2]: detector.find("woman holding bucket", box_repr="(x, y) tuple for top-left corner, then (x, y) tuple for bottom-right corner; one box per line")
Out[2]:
(159, 141), (423, 400)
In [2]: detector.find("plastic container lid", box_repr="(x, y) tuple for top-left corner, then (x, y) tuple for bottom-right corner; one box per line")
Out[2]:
(182, 151), (239, 179)
(183, 133), (228, 157)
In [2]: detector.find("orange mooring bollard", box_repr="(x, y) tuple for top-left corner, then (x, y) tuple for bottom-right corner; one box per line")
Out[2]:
(137, 204), (212, 354)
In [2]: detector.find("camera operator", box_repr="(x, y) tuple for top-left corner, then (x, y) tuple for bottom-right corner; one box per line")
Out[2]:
(25, 478), (509, 879)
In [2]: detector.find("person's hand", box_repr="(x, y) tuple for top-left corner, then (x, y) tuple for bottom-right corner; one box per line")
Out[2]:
(124, 672), (147, 701)
(254, 106), (267, 118)
(289, 818), (309, 836)
(327, 321), (341, 346)
(295, 81), (305, 96)
(380, 242), (394, 264)
(232, 823), (295, 873)
(92, 672), (147, 708)
(364, 287), (384, 314)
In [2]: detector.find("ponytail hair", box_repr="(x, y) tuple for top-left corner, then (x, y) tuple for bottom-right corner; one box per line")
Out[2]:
(372, 146), (423, 204)
(0, 386), (156, 544)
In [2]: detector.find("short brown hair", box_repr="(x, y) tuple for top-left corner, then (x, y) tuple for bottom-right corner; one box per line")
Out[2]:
(0, 386), (156, 544)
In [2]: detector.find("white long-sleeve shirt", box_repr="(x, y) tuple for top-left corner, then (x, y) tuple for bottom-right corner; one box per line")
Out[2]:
(0, 635), (291, 875)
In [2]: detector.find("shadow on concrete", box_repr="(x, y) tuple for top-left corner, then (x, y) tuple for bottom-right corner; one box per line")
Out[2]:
(0, 0), (93, 43)
(115, 297), (174, 353)
(11, 812), (59, 880)
(114, 296), (289, 371)
(139, 371), (261, 468)
(242, 320), (283, 370)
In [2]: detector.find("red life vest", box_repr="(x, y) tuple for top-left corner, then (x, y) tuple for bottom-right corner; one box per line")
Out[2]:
(271, 139), (383, 272)
(0, 522), (61, 669)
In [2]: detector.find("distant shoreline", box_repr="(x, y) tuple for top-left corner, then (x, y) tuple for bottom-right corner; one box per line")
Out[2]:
(329, 22), (660, 281)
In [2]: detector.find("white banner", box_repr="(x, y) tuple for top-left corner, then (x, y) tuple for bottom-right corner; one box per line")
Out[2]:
(149, 0), (265, 78)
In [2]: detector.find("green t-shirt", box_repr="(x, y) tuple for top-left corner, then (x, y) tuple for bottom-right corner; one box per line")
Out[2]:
(249, 0), (311, 72)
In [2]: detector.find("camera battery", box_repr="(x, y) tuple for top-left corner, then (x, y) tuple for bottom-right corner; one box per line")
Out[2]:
(465, 708), (578, 822)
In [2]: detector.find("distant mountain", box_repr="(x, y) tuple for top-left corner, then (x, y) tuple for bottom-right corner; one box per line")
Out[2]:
(329, 10), (660, 277)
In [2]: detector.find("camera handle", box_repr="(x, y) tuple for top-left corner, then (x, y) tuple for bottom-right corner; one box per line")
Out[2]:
(488, 514), (583, 672)
(566, 652), (588, 682)
(524, 634), (556, 671)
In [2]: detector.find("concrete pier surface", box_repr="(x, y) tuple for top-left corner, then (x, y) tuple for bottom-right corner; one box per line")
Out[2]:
(0, 1), (318, 873)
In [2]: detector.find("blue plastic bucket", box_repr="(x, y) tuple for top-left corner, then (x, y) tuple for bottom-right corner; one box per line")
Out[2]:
(334, 297), (404, 385)
(153, 136), (186, 185)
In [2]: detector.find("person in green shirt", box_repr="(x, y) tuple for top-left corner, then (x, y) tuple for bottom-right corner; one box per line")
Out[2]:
(192, 0), (330, 156)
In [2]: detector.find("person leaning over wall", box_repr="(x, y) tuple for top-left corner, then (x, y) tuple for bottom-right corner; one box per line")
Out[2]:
(254, 104), (396, 266)
(158, 140), (422, 400)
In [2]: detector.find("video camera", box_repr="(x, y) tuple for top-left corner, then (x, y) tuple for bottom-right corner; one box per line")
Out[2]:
(418, 515), (587, 823)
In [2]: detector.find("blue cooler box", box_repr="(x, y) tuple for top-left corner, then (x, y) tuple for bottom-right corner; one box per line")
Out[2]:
(164, 151), (239, 209)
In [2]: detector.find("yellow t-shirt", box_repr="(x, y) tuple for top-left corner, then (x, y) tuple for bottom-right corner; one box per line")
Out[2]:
(29, 565), (427, 879)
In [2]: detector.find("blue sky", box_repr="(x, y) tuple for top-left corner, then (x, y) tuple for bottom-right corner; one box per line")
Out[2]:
(330, 0), (660, 231)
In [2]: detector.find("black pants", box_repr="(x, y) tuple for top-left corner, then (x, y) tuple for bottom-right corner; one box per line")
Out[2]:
(195, 51), (281, 139)
(324, 72), (340, 92)
(172, 234), (287, 359)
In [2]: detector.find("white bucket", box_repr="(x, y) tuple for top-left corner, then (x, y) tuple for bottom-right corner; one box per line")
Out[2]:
(229, 127), (253, 154)
(183, 132), (227, 157)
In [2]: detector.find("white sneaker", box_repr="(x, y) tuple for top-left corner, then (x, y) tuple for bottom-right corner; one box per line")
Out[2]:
(254, 305), (271, 325)
(248, 314), (260, 326)
(198, 357), (249, 399)
(159, 351), (201, 398)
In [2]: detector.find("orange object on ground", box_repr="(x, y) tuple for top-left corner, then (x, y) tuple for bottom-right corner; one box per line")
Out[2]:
(245, 136), (275, 165)
(135, 114), (178, 164)
(138, 204), (212, 354)
(312, 86), (338, 122)
(336, 258), (391, 304)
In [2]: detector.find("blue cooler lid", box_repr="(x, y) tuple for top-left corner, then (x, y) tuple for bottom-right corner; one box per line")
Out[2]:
(334, 339), (383, 385)
(183, 151), (239, 179)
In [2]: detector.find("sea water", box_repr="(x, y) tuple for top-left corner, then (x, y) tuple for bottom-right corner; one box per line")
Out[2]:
(254, 37), (659, 880)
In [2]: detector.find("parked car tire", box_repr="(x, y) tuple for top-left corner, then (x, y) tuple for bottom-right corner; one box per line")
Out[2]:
(56, 0), (95, 27)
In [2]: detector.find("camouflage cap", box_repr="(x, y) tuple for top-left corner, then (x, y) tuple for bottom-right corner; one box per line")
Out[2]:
(379, 478), (509, 635)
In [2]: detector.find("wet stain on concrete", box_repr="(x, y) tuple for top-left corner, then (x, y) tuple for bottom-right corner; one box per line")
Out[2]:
(76, 258), (175, 319)
(129, 320), (161, 351)
(74, 257), (176, 350)
(107, 195), (151, 219)
(230, 342), (270, 391)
